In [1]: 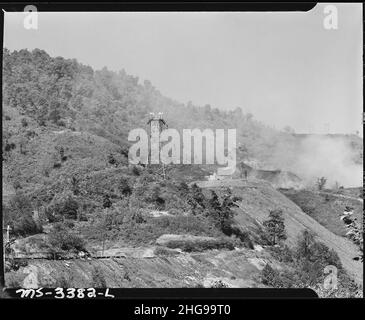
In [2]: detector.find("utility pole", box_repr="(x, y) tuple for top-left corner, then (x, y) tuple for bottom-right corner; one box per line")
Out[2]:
(147, 112), (168, 179)
(0, 224), (11, 287)
(6, 226), (10, 243)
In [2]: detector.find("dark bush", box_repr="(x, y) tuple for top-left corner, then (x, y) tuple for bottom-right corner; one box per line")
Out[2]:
(107, 153), (117, 165)
(164, 237), (235, 252)
(268, 245), (295, 264)
(261, 264), (293, 287)
(152, 215), (217, 237)
(48, 223), (85, 252)
(3, 193), (42, 236)
(13, 215), (42, 237)
(4, 142), (16, 152)
(118, 177), (132, 196)
(64, 220), (75, 229)
(21, 118), (28, 127)
(211, 280), (229, 288)
(54, 196), (79, 219)
(262, 209), (287, 245)
(261, 230), (349, 292)
(228, 225), (254, 249)
(131, 165), (141, 176)
(154, 246), (179, 256)
(103, 195), (112, 208)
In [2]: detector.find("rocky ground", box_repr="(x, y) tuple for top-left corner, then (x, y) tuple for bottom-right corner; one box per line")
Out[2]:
(5, 245), (275, 289)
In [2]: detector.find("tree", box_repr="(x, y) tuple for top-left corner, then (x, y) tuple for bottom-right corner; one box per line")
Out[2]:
(340, 210), (363, 262)
(53, 195), (79, 220)
(21, 118), (28, 127)
(207, 189), (238, 235)
(118, 177), (132, 196)
(3, 192), (42, 236)
(208, 190), (221, 220)
(107, 153), (117, 166)
(103, 194), (112, 208)
(70, 176), (80, 195)
(261, 264), (280, 286)
(316, 177), (327, 191)
(218, 191), (238, 235)
(263, 209), (287, 245)
(296, 229), (315, 259)
(189, 183), (206, 214)
(48, 223), (85, 252)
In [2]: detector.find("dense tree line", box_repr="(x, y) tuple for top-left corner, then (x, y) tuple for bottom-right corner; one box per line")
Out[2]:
(3, 48), (293, 167)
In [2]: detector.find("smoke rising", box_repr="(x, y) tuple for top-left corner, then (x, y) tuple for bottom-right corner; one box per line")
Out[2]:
(271, 134), (363, 188)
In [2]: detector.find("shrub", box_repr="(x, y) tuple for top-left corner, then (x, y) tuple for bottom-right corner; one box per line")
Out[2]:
(131, 165), (141, 176)
(202, 190), (239, 236)
(268, 245), (294, 264)
(228, 225), (254, 249)
(164, 237), (235, 252)
(3, 193), (42, 236)
(91, 267), (107, 288)
(102, 195), (112, 208)
(154, 246), (179, 256)
(260, 230), (353, 294)
(118, 177), (132, 196)
(211, 280), (229, 288)
(152, 215), (217, 237)
(53, 162), (62, 169)
(6, 258), (28, 272)
(48, 223), (85, 252)
(64, 220), (75, 229)
(262, 209), (287, 245)
(261, 264), (299, 288)
(5, 277), (22, 288)
(4, 142), (16, 152)
(21, 118), (28, 127)
(51, 195), (79, 220)
(316, 177), (327, 191)
(295, 230), (342, 268)
(261, 264), (277, 286)
(193, 282), (205, 288)
(13, 215), (42, 237)
(107, 153), (117, 165)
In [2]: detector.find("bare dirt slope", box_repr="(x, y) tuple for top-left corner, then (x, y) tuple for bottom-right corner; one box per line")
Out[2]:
(5, 248), (273, 288)
(196, 179), (362, 284)
(280, 189), (363, 237)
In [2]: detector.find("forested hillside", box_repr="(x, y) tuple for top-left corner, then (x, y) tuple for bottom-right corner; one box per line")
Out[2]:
(2, 48), (296, 167)
(2, 49), (362, 295)
(3, 48), (284, 242)
(2, 48), (362, 218)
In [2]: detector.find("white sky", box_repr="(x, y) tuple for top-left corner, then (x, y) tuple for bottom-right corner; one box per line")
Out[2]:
(3, 3), (363, 135)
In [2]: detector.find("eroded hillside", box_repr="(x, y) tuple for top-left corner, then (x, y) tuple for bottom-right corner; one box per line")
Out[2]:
(5, 247), (273, 288)
(2, 48), (363, 297)
(196, 179), (363, 284)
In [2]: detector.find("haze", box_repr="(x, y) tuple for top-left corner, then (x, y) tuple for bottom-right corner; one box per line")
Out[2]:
(3, 3), (363, 136)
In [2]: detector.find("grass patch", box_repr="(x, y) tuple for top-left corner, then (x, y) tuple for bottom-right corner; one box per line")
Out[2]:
(164, 237), (235, 252)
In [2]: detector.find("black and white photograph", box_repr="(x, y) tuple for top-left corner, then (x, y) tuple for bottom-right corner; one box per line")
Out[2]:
(1, 3), (363, 299)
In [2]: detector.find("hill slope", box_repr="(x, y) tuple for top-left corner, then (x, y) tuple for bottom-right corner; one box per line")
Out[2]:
(196, 179), (363, 283)
(6, 248), (270, 288)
